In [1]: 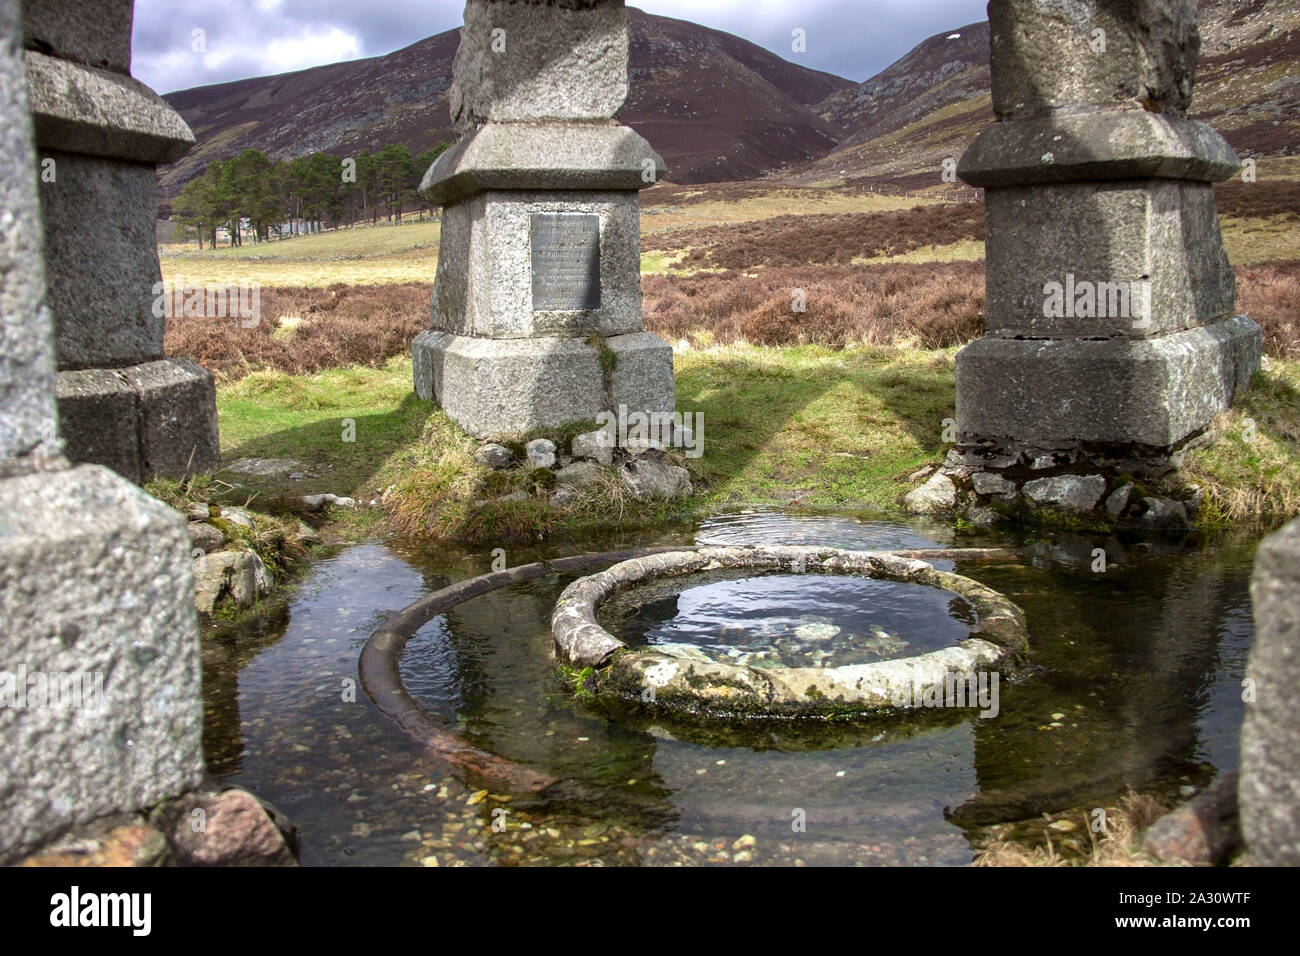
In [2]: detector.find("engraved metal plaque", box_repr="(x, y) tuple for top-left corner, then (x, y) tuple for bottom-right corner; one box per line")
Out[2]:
(531, 213), (601, 311)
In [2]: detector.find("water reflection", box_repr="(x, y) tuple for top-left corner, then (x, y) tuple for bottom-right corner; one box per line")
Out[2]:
(202, 508), (1261, 866)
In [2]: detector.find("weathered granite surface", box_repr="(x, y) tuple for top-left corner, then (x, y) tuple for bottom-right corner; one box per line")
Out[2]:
(428, 190), (643, 339)
(950, 0), (1259, 481)
(955, 315), (1260, 452)
(421, 123), (665, 205)
(983, 180), (1236, 339)
(26, 50), (193, 164)
(451, 0), (628, 132)
(988, 0), (1199, 119)
(0, 6), (60, 468)
(0, 466), (205, 863)
(23, 0), (134, 74)
(1240, 520), (1300, 865)
(40, 152), (165, 369)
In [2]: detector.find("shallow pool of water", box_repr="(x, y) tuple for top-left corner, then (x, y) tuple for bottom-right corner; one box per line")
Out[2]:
(203, 508), (1265, 866)
(604, 571), (974, 668)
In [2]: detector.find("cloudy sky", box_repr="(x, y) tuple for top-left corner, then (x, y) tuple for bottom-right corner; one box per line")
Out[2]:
(132, 0), (990, 94)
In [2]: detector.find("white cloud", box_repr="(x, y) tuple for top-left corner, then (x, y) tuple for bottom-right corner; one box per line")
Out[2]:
(265, 26), (363, 71)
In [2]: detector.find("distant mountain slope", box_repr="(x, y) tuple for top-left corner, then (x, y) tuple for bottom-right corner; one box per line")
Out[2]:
(159, 0), (1297, 201)
(158, 7), (854, 198)
(783, 0), (1299, 188)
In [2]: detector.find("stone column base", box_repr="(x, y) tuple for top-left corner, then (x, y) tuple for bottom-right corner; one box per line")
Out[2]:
(954, 314), (1261, 465)
(55, 357), (220, 484)
(413, 329), (674, 438)
(0, 464), (205, 863)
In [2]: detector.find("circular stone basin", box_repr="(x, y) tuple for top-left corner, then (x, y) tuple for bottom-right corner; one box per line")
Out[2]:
(551, 546), (1029, 718)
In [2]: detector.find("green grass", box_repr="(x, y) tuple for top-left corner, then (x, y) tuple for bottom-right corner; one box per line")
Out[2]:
(207, 345), (1300, 544)
(1183, 358), (1300, 524)
(210, 343), (958, 543)
(161, 219), (441, 287)
(675, 343), (954, 509)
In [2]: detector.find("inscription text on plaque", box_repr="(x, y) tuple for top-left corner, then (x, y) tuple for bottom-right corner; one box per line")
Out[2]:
(531, 213), (601, 311)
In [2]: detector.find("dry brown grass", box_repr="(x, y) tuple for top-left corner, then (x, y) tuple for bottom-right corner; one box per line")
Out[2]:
(643, 203), (984, 271)
(643, 262), (986, 349)
(163, 283), (427, 381)
(1235, 259), (1300, 359)
(973, 791), (1170, 867)
(1214, 180), (1300, 221)
(163, 254), (1298, 387)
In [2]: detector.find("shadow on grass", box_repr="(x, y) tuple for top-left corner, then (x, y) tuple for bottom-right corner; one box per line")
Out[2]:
(676, 347), (956, 508)
(216, 393), (436, 504)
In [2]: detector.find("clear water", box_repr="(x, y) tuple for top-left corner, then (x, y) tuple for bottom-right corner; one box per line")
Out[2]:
(203, 509), (1266, 866)
(605, 572), (974, 668)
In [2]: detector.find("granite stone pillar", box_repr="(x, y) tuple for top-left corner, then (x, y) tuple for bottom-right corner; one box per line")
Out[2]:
(24, 0), (220, 483)
(412, 0), (674, 438)
(0, 0), (205, 862)
(951, 0), (1260, 478)
(1240, 519), (1300, 865)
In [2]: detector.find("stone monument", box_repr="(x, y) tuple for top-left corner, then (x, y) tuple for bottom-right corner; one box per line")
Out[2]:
(25, 0), (220, 483)
(1240, 519), (1300, 865)
(950, 0), (1260, 482)
(412, 0), (675, 438)
(0, 0), (205, 862)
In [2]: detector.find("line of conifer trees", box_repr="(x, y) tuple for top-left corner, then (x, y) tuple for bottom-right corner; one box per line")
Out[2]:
(170, 142), (449, 248)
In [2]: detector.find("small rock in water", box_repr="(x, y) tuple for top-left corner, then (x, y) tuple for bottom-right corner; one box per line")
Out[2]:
(795, 621), (841, 642)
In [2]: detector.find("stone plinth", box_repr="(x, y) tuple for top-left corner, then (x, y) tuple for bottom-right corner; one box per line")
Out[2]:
(952, 0), (1260, 475)
(0, 467), (206, 862)
(1240, 519), (1300, 865)
(23, 15), (219, 481)
(414, 0), (674, 438)
(0, 0), (206, 864)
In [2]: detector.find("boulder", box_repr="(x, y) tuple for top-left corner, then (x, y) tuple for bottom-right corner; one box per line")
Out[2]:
(160, 789), (297, 867)
(903, 473), (956, 514)
(1141, 772), (1241, 866)
(228, 551), (271, 608)
(572, 428), (614, 466)
(475, 443), (514, 469)
(1139, 497), (1191, 532)
(193, 550), (271, 614)
(557, 461), (602, 488)
(19, 824), (169, 868)
(971, 472), (1016, 499)
(220, 506), (254, 528)
(187, 521), (225, 554)
(298, 493), (356, 512)
(1106, 482), (1134, 517)
(1022, 474), (1107, 514)
(621, 459), (692, 501)
(526, 438), (557, 469)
